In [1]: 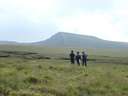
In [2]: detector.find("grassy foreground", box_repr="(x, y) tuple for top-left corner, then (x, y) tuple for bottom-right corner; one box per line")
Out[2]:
(0, 57), (128, 96)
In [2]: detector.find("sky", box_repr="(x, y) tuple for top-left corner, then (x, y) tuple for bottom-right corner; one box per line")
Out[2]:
(0, 0), (128, 42)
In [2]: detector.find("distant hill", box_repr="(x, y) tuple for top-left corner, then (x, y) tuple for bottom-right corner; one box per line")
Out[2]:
(35, 32), (128, 48)
(1, 32), (128, 49)
(0, 41), (18, 45)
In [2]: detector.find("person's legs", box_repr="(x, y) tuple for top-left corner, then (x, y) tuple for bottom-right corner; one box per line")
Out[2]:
(85, 59), (87, 66)
(71, 58), (74, 64)
(77, 60), (80, 66)
(82, 59), (87, 66)
(72, 59), (75, 64)
(82, 59), (85, 66)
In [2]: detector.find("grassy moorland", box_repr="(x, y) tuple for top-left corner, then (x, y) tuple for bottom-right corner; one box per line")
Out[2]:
(0, 45), (128, 96)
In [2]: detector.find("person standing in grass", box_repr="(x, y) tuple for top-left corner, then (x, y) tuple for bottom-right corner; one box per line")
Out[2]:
(76, 51), (81, 65)
(69, 50), (75, 64)
(82, 51), (88, 66)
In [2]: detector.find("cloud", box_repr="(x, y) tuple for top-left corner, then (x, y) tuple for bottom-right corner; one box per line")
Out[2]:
(0, 11), (57, 42)
(0, 0), (128, 42)
(56, 12), (110, 38)
(55, 0), (128, 42)
(0, 0), (58, 42)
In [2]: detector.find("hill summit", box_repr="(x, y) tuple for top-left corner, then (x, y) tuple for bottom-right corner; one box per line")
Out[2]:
(36, 32), (128, 48)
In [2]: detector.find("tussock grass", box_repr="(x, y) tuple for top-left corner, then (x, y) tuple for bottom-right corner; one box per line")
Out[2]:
(0, 57), (128, 96)
(0, 45), (128, 95)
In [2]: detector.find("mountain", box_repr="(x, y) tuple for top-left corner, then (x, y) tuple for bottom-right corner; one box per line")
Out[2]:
(35, 32), (128, 48)
(0, 41), (18, 45)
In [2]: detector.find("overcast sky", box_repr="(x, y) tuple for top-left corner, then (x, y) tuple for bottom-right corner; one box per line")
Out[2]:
(0, 0), (128, 42)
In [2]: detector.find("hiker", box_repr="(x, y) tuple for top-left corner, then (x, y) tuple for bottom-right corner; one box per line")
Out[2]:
(82, 51), (88, 66)
(69, 50), (75, 64)
(76, 51), (81, 65)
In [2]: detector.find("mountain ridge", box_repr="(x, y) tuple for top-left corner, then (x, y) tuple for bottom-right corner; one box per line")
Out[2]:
(0, 32), (128, 49)
(35, 32), (128, 48)
(0, 41), (19, 44)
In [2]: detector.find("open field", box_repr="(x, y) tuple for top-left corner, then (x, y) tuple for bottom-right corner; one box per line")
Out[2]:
(0, 45), (128, 96)
(1, 45), (128, 57)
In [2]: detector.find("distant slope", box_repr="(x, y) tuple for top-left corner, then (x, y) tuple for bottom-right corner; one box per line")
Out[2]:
(35, 32), (128, 48)
(0, 41), (18, 45)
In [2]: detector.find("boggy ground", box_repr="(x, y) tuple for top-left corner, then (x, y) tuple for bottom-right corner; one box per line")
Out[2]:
(0, 57), (128, 96)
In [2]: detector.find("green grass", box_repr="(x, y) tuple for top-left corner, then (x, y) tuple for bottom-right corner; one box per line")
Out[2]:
(0, 45), (128, 96)
(1, 45), (128, 57)
(0, 57), (128, 96)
